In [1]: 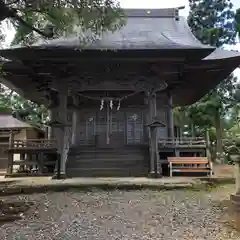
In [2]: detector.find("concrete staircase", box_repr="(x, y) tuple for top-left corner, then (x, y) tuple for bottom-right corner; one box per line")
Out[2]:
(66, 146), (149, 177)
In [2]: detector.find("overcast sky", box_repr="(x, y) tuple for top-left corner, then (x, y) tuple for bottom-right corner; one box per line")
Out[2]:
(120, 0), (240, 15)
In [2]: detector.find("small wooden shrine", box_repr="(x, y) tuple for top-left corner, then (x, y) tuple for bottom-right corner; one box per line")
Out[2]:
(0, 8), (240, 178)
(0, 109), (56, 176)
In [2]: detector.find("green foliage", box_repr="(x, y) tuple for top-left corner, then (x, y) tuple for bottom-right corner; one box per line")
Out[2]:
(188, 0), (237, 126)
(0, 85), (48, 127)
(186, 75), (238, 128)
(183, 0), (240, 160)
(173, 107), (190, 127)
(0, 22), (4, 47)
(235, 8), (240, 38)
(223, 137), (240, 163)
(0, 0), (124, 45)
(188, 0), (236, 46)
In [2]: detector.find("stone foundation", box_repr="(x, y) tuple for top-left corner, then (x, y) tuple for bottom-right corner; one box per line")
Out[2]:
(148, 171), (162, 178)
(230, 194), (240, 230)
(52, 172), (67, 180)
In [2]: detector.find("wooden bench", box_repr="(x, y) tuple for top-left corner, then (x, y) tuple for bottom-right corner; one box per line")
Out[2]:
(167, 157), (213, 177)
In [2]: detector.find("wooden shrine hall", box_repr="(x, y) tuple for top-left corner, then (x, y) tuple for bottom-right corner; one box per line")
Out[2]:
(0, 8), (240, 178)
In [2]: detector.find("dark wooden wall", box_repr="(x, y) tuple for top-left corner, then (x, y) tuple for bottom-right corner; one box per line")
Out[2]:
(73, 105), (168, 146)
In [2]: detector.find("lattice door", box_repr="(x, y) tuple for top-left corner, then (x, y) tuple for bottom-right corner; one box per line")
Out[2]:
(126, 111), (143, 144)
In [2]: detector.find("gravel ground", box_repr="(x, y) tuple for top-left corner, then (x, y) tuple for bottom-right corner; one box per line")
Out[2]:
(0, 185), (239, 240)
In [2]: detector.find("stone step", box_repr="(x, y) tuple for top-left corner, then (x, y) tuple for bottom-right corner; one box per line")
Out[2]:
(68, 152), (144, 157)
(66, 146), (149, 177)
(68, 154), (145, 161)
(68, 153), (144, 158)
(67, 157), (146, 162)
(69, 147), (148, 154)
(66, 167), (148, 177)
(68, 155), (145, 162)
(66, 161), (148, 169)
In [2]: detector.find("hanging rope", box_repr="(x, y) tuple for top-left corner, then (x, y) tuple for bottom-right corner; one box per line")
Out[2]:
(78, 91), (143, 111)
(110, 100), (113, 109)
(78, 91), (142, 102)
(109, 104), (113, 134)
(117, 100), (121, 111)
(100, 99), (104, 111)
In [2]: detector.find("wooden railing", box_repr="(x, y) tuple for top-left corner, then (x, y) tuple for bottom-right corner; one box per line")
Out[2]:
(158, 137), (206, 147)
(78, 139), (96, 146)
(9, 139), (57, 149)
(0, 132), (10, 137)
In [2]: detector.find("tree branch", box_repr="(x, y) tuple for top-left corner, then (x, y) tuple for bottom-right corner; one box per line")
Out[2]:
(0, 0), (53, 38)
(5, 0), (20, 6)
(12, 12), (53, 38)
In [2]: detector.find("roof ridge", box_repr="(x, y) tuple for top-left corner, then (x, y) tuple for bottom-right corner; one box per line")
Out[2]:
(123, 8), (180, 18)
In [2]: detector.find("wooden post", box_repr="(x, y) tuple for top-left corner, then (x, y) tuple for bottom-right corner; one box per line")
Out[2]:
(8, 130), (14, 148)
(234, 161), (240, 194)
(47, 109), (53, 139)
(149, 93), (155, 174)
(124, 110), (128, 144)
(7, 131), (14, 175)
(169, 162), (173, 177)
(148, 93), (162, 178)
(38, 152), (44, 173)
(51, 93), (68, 179)
(205, 129), (212, 161)
(71, 111), (78, 145)
(231, 160), (240, 230)
(56, 152), (61, 179)
(167, 92), (174, 139)
(143, 93), (150, 144)
(58, 93), (68, 177)
(106, 102), (110, 145)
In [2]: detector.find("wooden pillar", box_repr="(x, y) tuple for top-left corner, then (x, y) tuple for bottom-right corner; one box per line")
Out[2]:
(106, 102), (110, 145)
(149, 93), (155, 173)
(51, 93), (71, 179)
(124, 110), (128, 144)
(143, 95), (149, 143)
(58, 93), (68, 176)
(47, 109), (53, 139)
(148, 93), (161, 178)
(167, 92), (174, 139)
(7, 131), (14, 175)
(71, 110), (78, 145)
(205, 129), (212, 161)
(38, 152), (44, 173)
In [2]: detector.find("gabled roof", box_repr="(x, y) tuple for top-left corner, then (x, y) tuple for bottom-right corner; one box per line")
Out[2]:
(0, 8), (240, 106)
(13, 8), (213, 52)
(0, 112), (33, 129)
(0, 8), (214, 62)
(171, 48), (240, 105)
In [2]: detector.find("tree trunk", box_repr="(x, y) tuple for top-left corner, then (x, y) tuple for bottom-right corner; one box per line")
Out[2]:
(235, 162), (240, 194)
(191, 123), (196, 137)
(214, 110), (223, 159)
(205, 129), (212, 162)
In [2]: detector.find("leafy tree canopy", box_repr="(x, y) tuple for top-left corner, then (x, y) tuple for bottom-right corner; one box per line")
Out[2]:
(187, 0), (237, 128)
(0, 0), (123, 45)
(188, 0), (236, 46)
(235, 8), (240, 38)
(181, 0), (240, 158)
(0, 85), (48, 127)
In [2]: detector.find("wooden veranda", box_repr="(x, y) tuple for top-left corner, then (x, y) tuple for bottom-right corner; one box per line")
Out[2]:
(6, 138), (58, 177)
